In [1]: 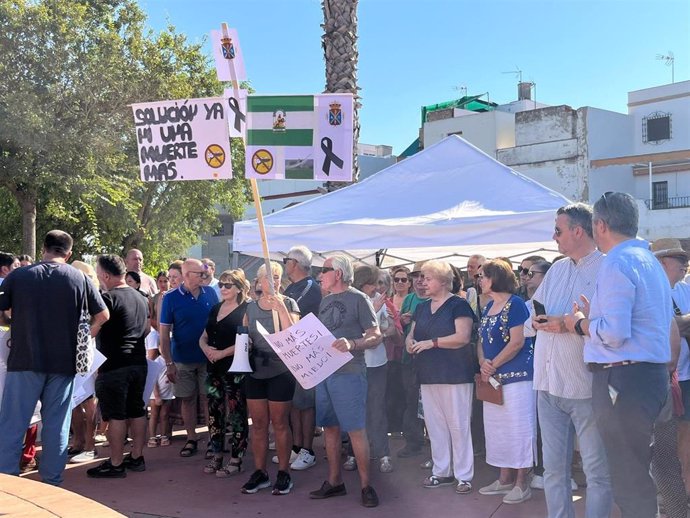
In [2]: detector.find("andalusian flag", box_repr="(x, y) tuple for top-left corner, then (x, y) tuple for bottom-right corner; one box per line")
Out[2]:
(245, 94), (353, 181)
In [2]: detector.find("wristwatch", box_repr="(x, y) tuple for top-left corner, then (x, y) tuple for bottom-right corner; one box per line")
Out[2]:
(432, 338), (439, 348)
(574, 318), (586, 336)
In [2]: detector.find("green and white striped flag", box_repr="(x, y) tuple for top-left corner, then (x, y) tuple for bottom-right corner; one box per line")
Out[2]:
(245, 94), (353, 181)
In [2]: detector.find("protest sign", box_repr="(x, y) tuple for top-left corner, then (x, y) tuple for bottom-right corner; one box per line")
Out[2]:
(245, 94), (354, 181)
(132, 97), (232, 182)
(211, 26), (246, 83)
(256, 313), (352, 389)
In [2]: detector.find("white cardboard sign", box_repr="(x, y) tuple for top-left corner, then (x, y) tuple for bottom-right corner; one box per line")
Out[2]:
(256, 313), (352, 389)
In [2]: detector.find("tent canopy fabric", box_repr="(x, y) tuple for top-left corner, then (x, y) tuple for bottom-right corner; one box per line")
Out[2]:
(232, 135), (571, 268)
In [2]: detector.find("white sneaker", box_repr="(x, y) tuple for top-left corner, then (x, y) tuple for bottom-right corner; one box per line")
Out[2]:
(69, 450), (97, 463)
(271, 450), (299, 465)
(343, 455), (357, 471)
(530, 474), (544, 490)
(379, 456), (393, 473)
(290, 448), (316, 471)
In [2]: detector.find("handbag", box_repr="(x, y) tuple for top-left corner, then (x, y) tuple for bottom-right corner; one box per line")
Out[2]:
(75, 276), (93, 375)
(475, 373), (503, 405)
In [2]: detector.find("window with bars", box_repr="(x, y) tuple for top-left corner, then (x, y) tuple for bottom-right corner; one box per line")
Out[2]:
(642, 112), (671, 144)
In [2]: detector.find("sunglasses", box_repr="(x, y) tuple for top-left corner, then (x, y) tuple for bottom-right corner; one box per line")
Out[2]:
(554, 227), (562, 237)
(218, 282), (236, 289)
(518, 267), (530, 275)
(188, 271), (209, 279)
(282, 257), (295, 265)
(393, 277), (409, 283)
(527, 271), (545, 279)
(321, 267), (335, 274)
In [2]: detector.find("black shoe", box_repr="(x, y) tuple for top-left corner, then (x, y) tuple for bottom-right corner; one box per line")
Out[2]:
(361, 485), (379, 507)
(122, 455), (146, 472)
(272, 470), (293, 495)
(396, 446), (422, 458)
(86, 459), (126, 478)
(309, 480), (347, 499)
(241, 469), (271, 494)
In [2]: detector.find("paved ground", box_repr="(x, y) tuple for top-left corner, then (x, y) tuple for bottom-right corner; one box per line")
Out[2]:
(19, 427), (622, 518)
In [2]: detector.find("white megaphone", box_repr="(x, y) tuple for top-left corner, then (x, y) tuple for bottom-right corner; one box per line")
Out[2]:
(228, 326), (253, 373)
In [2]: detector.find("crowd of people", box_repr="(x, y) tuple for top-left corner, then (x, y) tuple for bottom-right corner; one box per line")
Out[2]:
(0, 191), (688, 517)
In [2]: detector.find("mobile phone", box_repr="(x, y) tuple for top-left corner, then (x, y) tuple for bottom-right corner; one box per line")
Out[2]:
(532, 300), (547, 322)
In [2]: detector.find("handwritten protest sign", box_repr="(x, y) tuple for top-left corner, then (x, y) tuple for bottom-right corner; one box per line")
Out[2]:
(132, 97), (232, 182)
(256, 313), (352, 389)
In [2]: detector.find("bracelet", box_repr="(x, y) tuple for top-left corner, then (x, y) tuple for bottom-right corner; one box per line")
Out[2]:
(347, 339), (354, 352)
(432, 338), (439, 348)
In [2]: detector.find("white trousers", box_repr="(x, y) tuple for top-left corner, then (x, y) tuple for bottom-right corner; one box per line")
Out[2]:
(421, 383), (474, 481)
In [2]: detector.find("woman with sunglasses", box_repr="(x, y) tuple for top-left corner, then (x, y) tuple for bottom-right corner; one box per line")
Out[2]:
(241, 261), (300, 496)
(525, 261), (551, 300)
(517, 256), (546, 301)
(477, 259), (535, 505)
(198, 269), (250, 477)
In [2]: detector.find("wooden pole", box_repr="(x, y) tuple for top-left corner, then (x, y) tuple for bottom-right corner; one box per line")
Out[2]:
(221, 22), (280, 331)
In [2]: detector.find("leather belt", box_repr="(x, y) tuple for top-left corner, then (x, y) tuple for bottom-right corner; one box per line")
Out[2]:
(587, 360), (638, 372)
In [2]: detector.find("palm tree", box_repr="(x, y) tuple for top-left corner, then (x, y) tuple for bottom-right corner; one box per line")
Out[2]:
(321, 0), (360, 189)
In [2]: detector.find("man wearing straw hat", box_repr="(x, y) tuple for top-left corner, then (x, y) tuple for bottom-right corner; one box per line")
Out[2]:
(651, 237), (690, 498)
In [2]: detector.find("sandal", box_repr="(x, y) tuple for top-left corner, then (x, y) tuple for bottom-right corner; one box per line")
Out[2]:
(147, 437), (159, 448)
(216, 458), (242, 478)
(423, 475), (456, 488)
(179, 439), (198, 457)
(159, 435), (171, 447)
(203, 455), (223, 474)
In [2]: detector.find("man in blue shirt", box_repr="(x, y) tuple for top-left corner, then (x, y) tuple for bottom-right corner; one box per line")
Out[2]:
(160, 258), (218, 458)
(565, 192), (671, 518)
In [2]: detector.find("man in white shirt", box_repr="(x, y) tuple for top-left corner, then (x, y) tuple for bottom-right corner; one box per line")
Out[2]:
(528, 203), (612, 518)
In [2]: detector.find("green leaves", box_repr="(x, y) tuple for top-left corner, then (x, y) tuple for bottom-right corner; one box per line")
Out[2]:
(0, 0), (249, 268)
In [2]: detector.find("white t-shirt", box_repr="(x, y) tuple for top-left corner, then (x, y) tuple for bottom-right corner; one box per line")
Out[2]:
(364, 296), (388, 368)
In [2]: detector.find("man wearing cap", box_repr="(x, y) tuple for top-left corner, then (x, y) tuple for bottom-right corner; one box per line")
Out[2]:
(396, 261), (429, 458)
(564, 192), (672, 518)
(652, 237), (690, 496)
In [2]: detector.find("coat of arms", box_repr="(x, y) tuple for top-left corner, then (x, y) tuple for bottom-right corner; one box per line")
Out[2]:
(328, 102), (343, 126)
(221, 36), (235, 60)
(273, 109), (286, 131)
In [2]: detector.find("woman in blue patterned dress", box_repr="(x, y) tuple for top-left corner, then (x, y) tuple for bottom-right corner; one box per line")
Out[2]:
(476, 259), (536, 505)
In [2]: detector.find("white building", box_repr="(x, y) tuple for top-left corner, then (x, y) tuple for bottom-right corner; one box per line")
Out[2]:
(425, 80), (690, 241)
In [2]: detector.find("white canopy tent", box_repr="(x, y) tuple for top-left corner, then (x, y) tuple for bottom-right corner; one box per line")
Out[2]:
(232, 135), (571, 268)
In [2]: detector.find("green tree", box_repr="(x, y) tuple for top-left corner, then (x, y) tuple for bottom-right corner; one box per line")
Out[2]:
(0, 0), (248, 267)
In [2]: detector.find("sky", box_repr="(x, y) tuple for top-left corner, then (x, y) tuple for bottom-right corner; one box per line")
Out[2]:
(140, 0), (690, 155)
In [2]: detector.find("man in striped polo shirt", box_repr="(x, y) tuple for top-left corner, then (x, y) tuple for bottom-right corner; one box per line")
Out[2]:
(528, 203), (612, 518)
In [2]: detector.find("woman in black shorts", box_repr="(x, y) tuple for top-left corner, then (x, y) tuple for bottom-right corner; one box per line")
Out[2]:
(241, 261), (300, 496)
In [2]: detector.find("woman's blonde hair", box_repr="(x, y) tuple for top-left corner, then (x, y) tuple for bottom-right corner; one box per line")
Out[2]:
(72, 260), (99, 289)
(421, 260), (453, 289)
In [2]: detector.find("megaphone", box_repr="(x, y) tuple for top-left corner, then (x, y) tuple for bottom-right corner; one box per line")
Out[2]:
(228, 326), (253, 373)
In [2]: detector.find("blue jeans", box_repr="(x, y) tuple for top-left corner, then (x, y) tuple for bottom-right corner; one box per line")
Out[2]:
(0, 371), (74, 485)
(538, 391), (612, 518)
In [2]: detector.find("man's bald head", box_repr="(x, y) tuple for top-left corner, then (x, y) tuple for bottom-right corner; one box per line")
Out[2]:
(182, 258), (207, 291)
(125, 249), (144, 272)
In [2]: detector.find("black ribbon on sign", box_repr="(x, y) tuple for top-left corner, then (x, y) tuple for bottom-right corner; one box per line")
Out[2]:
(320, 137), (344, 176)
(228, 97), (245, 133)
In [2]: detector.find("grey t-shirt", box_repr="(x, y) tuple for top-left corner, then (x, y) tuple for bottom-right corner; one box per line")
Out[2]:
(246, 297), (300, 379)
(318, 287), (378, 374)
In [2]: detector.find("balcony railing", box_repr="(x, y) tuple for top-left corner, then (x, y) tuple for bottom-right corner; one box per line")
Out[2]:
(644, 196), (690, 210)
